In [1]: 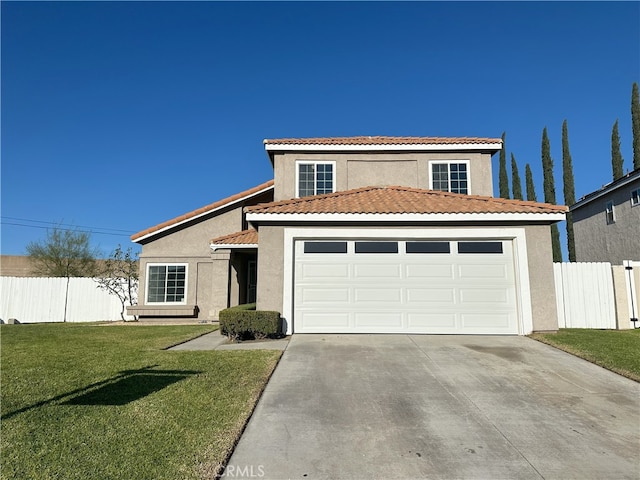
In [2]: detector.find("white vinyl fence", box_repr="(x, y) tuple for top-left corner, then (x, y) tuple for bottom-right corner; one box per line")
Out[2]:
(0, 277), (133, 323)
(553, 262), (617, 329)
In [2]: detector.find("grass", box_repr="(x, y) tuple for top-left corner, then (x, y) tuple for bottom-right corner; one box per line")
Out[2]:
(1, 323), (281, 480)
(530, 328), (640, 381)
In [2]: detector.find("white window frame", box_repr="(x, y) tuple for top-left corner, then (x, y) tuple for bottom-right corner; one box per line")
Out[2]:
(428, 160), (471, 194)
(605, 201), (615, 225)
(295, 161), (336, 198)
(145, 263), (188, 305)
(631, 188), (640, 207)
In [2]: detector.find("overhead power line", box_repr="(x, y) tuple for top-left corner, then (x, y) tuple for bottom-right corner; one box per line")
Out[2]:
(1, 221), (133, 237)
(1, 216), (132, 234)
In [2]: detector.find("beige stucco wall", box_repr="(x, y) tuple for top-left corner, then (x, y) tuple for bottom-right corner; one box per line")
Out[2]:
(254, 223), (559, 334)
(139, 208), (242, 257)
(255, 226), (284, 314)
(523, 225), (559, 332)
(272, 151), (494, 201)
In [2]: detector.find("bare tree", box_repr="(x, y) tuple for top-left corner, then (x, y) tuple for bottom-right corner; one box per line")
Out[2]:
(94, 245), (139, 321)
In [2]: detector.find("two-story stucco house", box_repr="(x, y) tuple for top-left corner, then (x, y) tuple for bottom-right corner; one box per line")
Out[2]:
(128, 136), (567, 335)
(570, 169), (640, 264)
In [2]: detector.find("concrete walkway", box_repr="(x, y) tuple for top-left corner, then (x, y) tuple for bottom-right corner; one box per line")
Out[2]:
(168, 330), (289, 351)
(224, 334), (640, 479)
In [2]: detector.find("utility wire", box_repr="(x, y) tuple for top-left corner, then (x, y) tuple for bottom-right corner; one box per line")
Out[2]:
(1, 221), (132, 237)
(0, 216), (132, 234)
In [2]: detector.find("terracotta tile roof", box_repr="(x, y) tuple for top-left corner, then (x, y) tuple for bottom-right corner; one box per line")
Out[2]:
(245, 186), (567, 215)
(211, 229), (258, 245)
(264, 136), (502, 146)
(131, 180), (274, 242)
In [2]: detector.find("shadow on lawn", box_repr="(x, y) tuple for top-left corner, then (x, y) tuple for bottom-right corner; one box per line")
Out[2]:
(2, 366), (201, 420)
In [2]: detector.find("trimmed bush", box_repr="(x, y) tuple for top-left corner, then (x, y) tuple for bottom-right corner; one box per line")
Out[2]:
(219, 307), (281, 341)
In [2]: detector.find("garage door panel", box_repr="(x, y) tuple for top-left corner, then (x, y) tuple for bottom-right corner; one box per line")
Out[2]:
(300, 263), (350, 279)
(405, 264), (454, 279)
(299, 287), (350, 304)
(354, 288), (402, 303)
(354, 264), (401, 279)
(406, 288), (455, 303)
(459, 288), (509, 303)
(407, 313), (457, 328)
(299, 312), (350, 329)
(461, 313), (512, 328)
(355, 312), (403, 328)
(458, 264), (509, 279)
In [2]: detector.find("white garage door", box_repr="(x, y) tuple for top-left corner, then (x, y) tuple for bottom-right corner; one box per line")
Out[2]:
(294, 239), (518, 334)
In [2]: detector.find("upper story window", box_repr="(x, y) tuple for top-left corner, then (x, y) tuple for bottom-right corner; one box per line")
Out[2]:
(297, 161), (335, 197)
(430, 161), (469, 194)
(146, 264), (187, 304)
(631, 188), (640, 207)
(605, 201), (615, 225)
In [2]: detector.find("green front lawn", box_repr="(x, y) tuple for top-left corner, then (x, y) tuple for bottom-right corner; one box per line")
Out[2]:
(1, 323), (281, 480)
(530, 328), (640, 381)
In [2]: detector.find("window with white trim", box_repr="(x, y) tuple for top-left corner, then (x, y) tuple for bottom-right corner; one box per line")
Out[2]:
(297, 162), (334, 197)
(605, 201), (615, 225)
(631, 188), (640, 207)
(430, 161), (469, 194)
(146, 264), (187, 304)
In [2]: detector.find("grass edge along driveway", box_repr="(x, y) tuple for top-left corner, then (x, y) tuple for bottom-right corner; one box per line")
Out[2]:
(530, 328), (640, 382)
(0, 323), (281, 480)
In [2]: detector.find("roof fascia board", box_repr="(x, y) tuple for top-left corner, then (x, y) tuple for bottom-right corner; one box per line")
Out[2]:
(133, 184), (273, 244)
(210, 243), (258, 251)
(264, 143), (502, 153)
(246, 212), (566, 223)
(570, 173), (640, 211)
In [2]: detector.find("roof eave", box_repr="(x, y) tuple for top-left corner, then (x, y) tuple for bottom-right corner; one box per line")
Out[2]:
(570, 170), (640, 211)
(132, 183), (274, 244)
(210, 243), (258, 251)
(246, 212), (567, 224)
(264, 142), (502, 154)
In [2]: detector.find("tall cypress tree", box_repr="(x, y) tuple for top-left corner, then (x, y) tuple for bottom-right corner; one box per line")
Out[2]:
(542, 127), (562, 262)
(525, 164), (537, 202)
(562, 120), (576, 262)
(632, 82), (640, 170)
(611, 119), (624, 180)
(498, 131), (510, 198)
(511, 153), (523, 200)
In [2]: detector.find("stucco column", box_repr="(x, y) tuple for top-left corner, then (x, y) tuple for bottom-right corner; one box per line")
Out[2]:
(210, 249), (231, 320)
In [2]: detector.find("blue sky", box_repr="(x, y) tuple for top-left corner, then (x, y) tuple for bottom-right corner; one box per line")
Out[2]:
(2, 1), (639, 259)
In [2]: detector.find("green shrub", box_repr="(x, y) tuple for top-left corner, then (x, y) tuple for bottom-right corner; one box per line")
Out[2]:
(227, 303), (256, 311)
(219, 308), (281, 341)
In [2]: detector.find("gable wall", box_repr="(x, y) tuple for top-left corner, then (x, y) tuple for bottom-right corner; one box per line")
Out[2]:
(272, 151), (494, 201)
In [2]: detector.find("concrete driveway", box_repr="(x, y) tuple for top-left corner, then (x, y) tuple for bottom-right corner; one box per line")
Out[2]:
(223, 335), (640, 479)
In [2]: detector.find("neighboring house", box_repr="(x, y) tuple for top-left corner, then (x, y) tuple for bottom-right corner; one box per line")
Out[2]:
(128, 136), (567, 335)
(570, 169), (640, 264)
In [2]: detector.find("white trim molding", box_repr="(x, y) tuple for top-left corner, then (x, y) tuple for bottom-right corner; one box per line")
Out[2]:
(266, 142), (502, 153)
(247, 211), (567, 223)
(281, 226), (533, 336)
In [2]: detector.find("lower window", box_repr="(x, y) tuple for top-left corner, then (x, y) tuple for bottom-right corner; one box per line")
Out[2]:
(147, 264), (187, 303)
